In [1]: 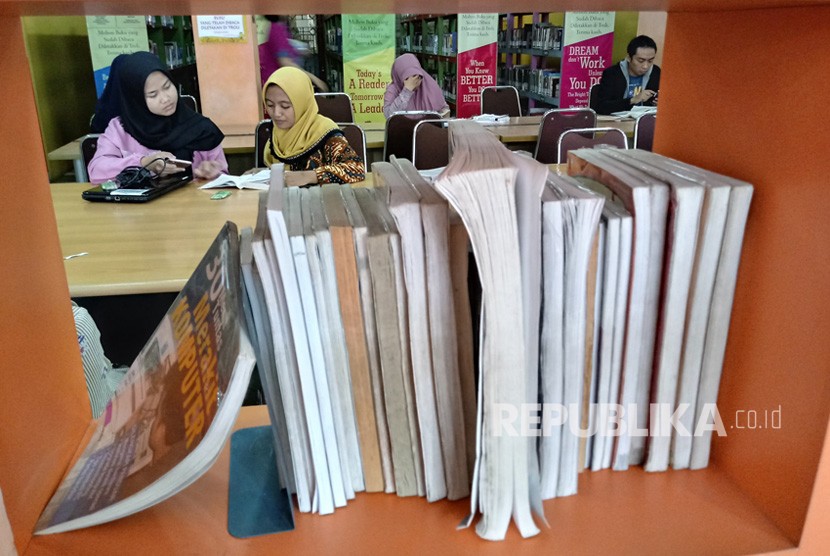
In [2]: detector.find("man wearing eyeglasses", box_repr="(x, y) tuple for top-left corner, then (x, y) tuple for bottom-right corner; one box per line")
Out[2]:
(590, 35), (661, 115)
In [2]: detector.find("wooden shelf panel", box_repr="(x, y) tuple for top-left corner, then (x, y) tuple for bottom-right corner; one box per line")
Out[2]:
(24, 407), (795, 555)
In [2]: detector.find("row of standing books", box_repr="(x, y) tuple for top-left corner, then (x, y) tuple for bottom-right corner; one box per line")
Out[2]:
(499, 65), (561, 98)
(498, 22), (564, 51)
(31, 125), (753, 541)
(241, 169), (476, 515)
(399, 33), (458, 56)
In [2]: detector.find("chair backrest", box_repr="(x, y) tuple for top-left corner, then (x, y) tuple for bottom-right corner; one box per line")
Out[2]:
(383, 110), (442, 162)
(557, 127), (628, 164)
(412, 119), (451, 170)
(480, 85), (521, 117)
(634, 113), (656, 151)
(180, 94), (199, 113)
(315, 92), (354, 123)
(81, 134), (100, 175)
(255, 119), (274, 168)
(588, 83), (599, 112)
(338, 122), (367, 165)
(534, 107), (598, 164)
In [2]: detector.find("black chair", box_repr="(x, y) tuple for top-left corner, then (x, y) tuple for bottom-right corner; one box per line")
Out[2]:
(634, 113), (656, 151)
(557, 127), (628, 164)
(412, 119), (450, 170)
(534, 107), (597, 164)
(80, 134), (100, 179)
(339, 122), (367, 165)
(588, 83), (599, 113)
(383, 111), (442, 162)
(254, 119), (274, 168)
(180, 94), (199, 113)
(480, 85), (521, 117)
(315, 92), (354, 123)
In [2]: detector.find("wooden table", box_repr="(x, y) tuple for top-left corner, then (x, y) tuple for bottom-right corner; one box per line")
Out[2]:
(53, 175), (376, 298)
(484, 115), (636, 144)
(52, 182), (261, 297)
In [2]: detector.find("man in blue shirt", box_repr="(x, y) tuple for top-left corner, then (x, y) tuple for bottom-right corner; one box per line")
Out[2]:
(591, 35), (661, 115)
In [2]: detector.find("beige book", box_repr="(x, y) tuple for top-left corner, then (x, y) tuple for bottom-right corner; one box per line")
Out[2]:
(373, 161), (444, 501)
(393, 158), (470, 500)
(1, 488), (16, 556)
(579, 232), (600, 472)
(538, 173), (603, 499)
(321, 184), (385, 492)
(449, 221), (477, 477)
(435, 121), (541, 540)
(597, 149), (706, 472)
(613, 150), (753, 470)
(303, 187), (363, 495)
(251, 191), (314, 511)
(241, 224), (295, 495)
(567, 149), (669, 470)
(340, 185), (396, 493)
(284, 186), (347, 509)
(354, 186), (420, 497)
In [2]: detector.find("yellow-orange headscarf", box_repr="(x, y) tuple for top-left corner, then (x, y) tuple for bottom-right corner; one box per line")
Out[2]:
(262, 67), (338, 165)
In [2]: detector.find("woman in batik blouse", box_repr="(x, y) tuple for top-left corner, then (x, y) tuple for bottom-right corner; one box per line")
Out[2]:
(261, 66), (364, 186)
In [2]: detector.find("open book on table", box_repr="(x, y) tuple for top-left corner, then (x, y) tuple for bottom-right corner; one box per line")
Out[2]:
(610, 106), (657, 119)
(34, 222), (256, 535)
(199, 170), (271, 190)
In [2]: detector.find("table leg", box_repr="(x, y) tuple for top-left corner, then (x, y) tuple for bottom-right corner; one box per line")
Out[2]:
(74, 157), (88, 182)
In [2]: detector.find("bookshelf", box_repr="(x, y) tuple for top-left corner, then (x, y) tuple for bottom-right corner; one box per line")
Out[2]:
(397, 14), (458, 111)
(322, 15), (343, 91)
(3, 1), (830, 554)
(145, 15), (200, 104)
(498, 12), (564, 112)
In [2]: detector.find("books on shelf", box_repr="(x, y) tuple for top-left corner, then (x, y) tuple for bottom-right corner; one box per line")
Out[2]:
(567, 149), (669, 469)
(227, 147), (751, 541)
(320, 184), (385, 491)
(538, 172), (603, 498)
(434, 121), (544, 540)
(566, 148), (753, 474)
(613, 150), (753, 470)
(498, 22), (562, 51)
(373, 161), (447, 501)
(35, 222), (256, 535)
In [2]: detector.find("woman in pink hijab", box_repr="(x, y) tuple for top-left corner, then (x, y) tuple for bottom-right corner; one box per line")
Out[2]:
(383, 53), (450, 118)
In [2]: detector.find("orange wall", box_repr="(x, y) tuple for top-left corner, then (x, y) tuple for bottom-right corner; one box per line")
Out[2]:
(193, 17), (262, 133)
(0, 15), (92, 555)
(657, 7), (830, 543)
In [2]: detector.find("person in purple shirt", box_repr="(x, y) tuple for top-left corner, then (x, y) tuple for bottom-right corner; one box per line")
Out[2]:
(258, 16), (328, 91)
(88, 51), (227, 184)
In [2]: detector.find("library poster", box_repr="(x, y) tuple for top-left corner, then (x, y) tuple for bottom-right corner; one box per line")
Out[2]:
(457, 14), (498, 118)
(196, 16), (247, 43)
(559, 12), (615, 108)
(342, 15), (395, 123)
(86, 16), (149, 98)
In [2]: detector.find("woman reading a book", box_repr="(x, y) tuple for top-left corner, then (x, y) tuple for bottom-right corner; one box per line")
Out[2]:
(262, 66), (365, 186)
(88, 51), (227, 185)
(383, 53), (450, 119)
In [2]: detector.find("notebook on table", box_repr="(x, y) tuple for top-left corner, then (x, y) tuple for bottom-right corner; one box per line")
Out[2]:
(82, 168), (192, 203)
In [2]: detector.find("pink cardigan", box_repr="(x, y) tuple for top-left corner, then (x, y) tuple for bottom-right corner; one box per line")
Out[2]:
(87, 117), (228, 184)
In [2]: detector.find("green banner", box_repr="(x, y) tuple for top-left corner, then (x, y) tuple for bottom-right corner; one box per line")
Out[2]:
(86, 16), (149, 97)
(343, 14), (395, 123)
